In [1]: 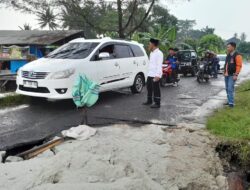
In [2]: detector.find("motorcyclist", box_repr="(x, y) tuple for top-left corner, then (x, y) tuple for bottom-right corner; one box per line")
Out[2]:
(211, 52), (219, 78)
(165, 47), (178, 86)
(202, 50), (213, 76)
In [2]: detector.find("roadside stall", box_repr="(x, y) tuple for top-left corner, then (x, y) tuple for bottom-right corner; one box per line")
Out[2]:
(0, 30), (85, 92)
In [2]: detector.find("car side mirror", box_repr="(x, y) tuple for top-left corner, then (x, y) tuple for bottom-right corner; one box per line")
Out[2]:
(98, 52), (110, 59)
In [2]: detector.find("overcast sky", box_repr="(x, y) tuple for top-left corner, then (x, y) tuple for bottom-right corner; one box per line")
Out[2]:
(0, 0), (249, 40)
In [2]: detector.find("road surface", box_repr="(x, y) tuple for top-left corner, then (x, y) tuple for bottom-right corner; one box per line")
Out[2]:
(0, 74), (228, 151)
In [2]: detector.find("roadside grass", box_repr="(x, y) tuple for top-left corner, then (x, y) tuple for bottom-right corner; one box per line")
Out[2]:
(0, 94), (30, 108)
(207, 80), (250, 168)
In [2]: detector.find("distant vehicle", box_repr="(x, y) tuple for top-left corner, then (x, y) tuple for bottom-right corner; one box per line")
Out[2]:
(16, 38), (149, 99)
(217, 54), (227, 73)
(177, 50), (198, 77)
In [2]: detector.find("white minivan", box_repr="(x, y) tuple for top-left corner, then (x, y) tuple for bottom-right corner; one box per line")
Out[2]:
(16, 38), (149, 99)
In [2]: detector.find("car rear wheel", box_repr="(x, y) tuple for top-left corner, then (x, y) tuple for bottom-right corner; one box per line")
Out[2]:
(131, 74), (144, 94)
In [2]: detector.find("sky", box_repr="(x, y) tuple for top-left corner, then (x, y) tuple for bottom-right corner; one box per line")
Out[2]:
(165, 0), (250, 40)
(0, 0), (249, 40)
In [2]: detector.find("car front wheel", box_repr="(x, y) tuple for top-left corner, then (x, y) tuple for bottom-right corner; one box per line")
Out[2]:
(131, 74), (144, 94)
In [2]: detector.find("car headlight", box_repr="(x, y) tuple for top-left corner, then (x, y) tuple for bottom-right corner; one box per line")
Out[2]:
(49, 68), (75, 79)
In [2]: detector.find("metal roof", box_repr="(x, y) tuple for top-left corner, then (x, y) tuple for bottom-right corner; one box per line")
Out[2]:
(0, 30), (84, 45)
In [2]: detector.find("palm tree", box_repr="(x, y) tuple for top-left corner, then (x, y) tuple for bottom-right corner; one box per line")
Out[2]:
(18, 23), (32, 30)
(37, 7), (59, 30)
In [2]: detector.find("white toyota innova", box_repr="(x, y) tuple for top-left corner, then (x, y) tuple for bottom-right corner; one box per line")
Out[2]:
(16, 38), (149, 99)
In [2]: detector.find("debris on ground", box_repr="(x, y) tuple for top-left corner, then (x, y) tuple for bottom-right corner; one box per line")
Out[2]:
(61, 125), (97, 140)
(5, 156), (23, 163)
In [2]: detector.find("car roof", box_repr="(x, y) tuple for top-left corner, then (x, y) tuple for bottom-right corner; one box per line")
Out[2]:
(69, 37), (143, 47)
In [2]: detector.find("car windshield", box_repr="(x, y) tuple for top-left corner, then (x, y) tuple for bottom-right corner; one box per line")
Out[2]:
(218, 55), (226, 62)
(46, 42), (99, 59)
(178, 51), (191, 61)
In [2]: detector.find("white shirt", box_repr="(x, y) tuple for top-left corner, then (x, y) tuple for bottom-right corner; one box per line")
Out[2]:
(148, 48), (163, 78)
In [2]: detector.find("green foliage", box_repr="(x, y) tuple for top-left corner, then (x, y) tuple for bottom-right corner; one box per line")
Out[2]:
(131, 25), (177, 53)
(150, 5), (178, 29)
(18, 23), (32, 30)
(0, 95), (30, 108)
(0, 0), (182, 39)
(207, 80), (250, 172)
(238, 42), (250, 55)
(177, 19), (196, 39)
(199, 34), (224, 53)
(184, 38), (198, 50)
(37, 7), (59, 30)
(207, 80), (250, 140)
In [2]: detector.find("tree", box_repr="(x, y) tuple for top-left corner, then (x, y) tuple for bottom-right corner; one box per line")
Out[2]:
(238, 42), (250, 55)
(199, 34), (224, 53)
(184, 38), (198, 51)
(37, 7), (59, 30)
(150, 5), (178, 29)
(0, 0), (189, 38)
(18, 23), (32, 30)
(240, 33), (247, 42)
(201, 26), (215, 35)
(177, 19), (196, 39)
(177, 20), (215, 40)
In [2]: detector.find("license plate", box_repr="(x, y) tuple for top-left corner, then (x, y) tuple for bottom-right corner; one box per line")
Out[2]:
(23, 80), (38, 88)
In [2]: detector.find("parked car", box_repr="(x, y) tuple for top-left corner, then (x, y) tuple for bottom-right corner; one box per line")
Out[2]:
(177, 50), (198, 77)
(16, 38), (149, 99)
(217, 54), (227, 73)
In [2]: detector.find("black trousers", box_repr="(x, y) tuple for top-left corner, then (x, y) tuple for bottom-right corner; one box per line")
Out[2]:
(172, 69), (177, 83)
(147, 77), (161, 105)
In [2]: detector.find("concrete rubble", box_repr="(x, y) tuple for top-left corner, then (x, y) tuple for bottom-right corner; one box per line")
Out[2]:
(0, 124), (228, 190)
(5, 156), (23, 163)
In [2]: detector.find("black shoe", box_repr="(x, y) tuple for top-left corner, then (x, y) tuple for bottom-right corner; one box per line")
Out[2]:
(223, 102), (229, 106)
(150, 104), (160, 108)
(143, 101), (152, 106)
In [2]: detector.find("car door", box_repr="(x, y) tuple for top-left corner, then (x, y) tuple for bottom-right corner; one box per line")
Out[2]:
(91, 43), (121, 91)
(113, 44), (135, 87)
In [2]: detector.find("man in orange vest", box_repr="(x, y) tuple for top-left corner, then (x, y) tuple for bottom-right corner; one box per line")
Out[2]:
(224, 42), (243, 108)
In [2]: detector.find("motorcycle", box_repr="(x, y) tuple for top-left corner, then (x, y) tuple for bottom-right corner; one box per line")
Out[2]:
(160, 62), (180, 87)
(197, 61), (213, 83)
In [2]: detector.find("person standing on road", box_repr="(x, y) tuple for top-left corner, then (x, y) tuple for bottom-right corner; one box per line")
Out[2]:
(143, 38), (163, 108)
(224, 42), (243, 108)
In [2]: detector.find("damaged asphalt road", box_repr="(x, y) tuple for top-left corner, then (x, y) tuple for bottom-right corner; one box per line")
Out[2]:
(0, 76), (226, 151)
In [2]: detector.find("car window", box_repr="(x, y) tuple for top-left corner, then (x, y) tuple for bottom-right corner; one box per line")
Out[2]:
(97, 44), (115, 60)
(46, 42), (99, 59)
(115, 45), (134, 58)
(130, 44), (145, 57)
(218, 56), (226, 61)
(178, 51), (191, 61)
(191, 52), (197, 58)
